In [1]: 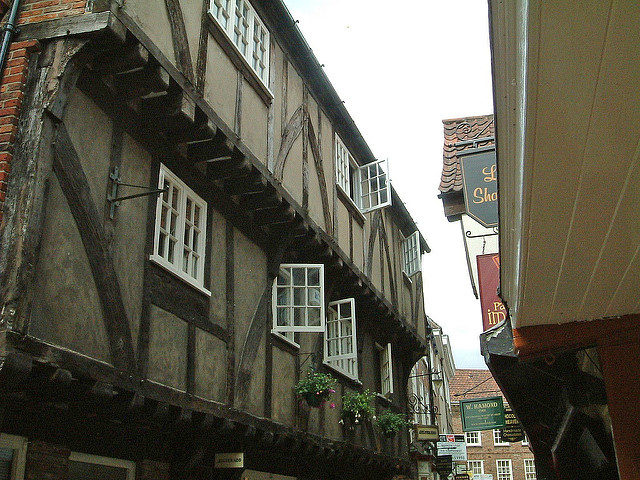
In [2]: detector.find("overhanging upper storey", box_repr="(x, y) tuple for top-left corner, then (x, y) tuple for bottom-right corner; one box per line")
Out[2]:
(491, 0), (640, 330)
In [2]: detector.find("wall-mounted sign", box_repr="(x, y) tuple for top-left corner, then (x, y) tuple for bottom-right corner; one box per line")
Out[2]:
(501, 409), (525, 442)
(460, 149), (498, 228)
(434, 455), (452, 476)
(460, 396), (505, 432)
(437, 434), (467, 461)
(455, 474), (470, 480)
(474, 475), (494, 480)
(214, 453), (244, 469)
(477, 254), (506, 331)
(415, 424), (439, 441)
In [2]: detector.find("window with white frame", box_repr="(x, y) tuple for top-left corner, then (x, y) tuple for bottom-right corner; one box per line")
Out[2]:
(324, 298), (358, 379)
(152, 164), (208, 293)
(209, 0), (270, 85)
(496, 459), (513, 480)
(0, 434), (27, 480)
(334, 134), (392, 214)
(524, 459), (536, 480)
(359, 158), (391, 212)
(410, 363), (429, 425)
(493, 429), (510, 446)
(403, 231), (421, 276)
(467, 460), (484, 475)
(272, 264), (324, 333)
(68, 453), (135, 480)
(465, 431), (481, 446)
(380, 343), (393, 396)
(522, 434), (529, 446)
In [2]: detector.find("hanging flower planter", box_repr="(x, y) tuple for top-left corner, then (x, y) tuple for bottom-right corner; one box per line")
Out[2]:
(294, 370), (337, 408)
(374, 410), (408, 439)
(340, 390), (375, 428)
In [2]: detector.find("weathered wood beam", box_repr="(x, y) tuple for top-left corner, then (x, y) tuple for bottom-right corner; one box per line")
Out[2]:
(164, 0), (195, 84)
(52, 122), (136, 372)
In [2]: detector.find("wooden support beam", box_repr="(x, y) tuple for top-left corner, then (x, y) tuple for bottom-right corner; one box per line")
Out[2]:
(114, 64), (171, 100)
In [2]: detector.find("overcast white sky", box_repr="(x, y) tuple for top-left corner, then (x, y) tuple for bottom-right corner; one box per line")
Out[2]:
(283, 0), (494, 369)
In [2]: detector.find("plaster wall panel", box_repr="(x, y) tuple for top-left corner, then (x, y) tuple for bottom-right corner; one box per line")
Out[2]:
(336, 203), (350, 257)
(270, 346), (296, 426)
(194, 328), (227, 403)
(148, 305), (188, 391)
(307, 137), (324, 230)
(209, 209), (227, 324)
(233, 228), (268, 416)
(123, 0), (176, 66)
(241, 82), (268, 164)
(178, 0), (202, 69)
(30, 177), (110, 363)
(286, 64), (303, 115)
(204, 35), (238, 128)
(371, 236), (383, 293)
(63, 89), (112, 218)
(353, 221), (364, 271)
(281, 134), (303, 206)
(111, 133), (154, 348)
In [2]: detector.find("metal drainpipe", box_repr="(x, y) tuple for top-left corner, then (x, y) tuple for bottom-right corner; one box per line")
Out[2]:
(0, 0), (21, 77)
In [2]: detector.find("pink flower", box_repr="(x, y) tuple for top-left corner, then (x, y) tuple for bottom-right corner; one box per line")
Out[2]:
(329, 389), (336, 393)
(330, 403), (336, 409)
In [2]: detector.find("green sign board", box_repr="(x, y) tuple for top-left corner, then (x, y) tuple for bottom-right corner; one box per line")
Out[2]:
(460, 149), (498, 228)
(460, 396), (505, 432)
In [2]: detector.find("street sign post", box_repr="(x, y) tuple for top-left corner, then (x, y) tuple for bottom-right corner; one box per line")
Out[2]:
(460, 396), (505, 432)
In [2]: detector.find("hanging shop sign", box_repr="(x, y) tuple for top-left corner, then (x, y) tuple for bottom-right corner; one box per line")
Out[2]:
(434, 455), (453, 476)
(455, 474), (470, 480)
(460, 149), (498, 228)
(473, 475), (494, 480)
(477, 254), (506, 331)
(415, 424), (439, 441)
(214, 453), (244, 469)
(501, 409), (525, 442)
(437, 434), (467, 461)
(460, 396), (505, 432)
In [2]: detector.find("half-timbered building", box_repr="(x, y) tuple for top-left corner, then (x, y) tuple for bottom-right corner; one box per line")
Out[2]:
(0, 1), (433, 480)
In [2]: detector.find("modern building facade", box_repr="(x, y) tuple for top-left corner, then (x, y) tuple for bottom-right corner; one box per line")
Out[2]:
(451, 370), (536, 480)
(0, 1), (434, 480)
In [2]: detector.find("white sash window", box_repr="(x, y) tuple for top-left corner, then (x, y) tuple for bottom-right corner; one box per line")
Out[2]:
(272, 264), (325, 333)
(380, 342), (393, 395)
(209, 0), (270, 85)
(496, 460), (513, 480)
(403, 231), (421, 276)
(151, 164), (208, 294)
(335, 134), (392, 214)
(324, 298), (358, 380)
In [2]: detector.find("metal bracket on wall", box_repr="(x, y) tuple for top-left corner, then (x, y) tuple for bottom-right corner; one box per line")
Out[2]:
(107, 166), (166, 219)
(465, 226), (499, 239)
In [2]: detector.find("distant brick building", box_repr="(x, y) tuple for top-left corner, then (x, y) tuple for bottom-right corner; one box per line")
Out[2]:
(450, 369), (537, 480)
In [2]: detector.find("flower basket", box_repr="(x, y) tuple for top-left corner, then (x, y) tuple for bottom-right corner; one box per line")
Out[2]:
(374, 410), (408, 438)
(295, 370), (337, 408)
(303, 391), (328, 407)
(341, 390), (375, 426)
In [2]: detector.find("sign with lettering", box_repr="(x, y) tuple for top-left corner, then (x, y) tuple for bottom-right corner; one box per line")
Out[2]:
(214, 453), (244, 469)
(455, 474), (470, 480)
(460, 149), (498, 228)
(415, 424), (439, 441)
(460, 396), (505, 432)
(501, 409), (525, 442)
(473, 475), (494, 480)
(437, 434), (467, 461)
(434, 455), (453, 476)
(477, 254), (506, 331)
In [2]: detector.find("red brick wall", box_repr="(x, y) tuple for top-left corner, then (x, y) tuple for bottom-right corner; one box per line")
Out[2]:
(0, 38), (38, 223)
(24, 441), (71, 480)
(452, 404), (536, 479)
(18, 0), (87, 24)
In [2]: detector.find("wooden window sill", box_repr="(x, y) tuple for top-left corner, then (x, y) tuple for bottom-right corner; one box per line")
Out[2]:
(336, 185), (365, 226)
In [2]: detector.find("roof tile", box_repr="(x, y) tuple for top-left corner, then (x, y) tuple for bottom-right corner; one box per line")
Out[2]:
(449, 368), (507, 406)
(439, 114), (495, 193)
